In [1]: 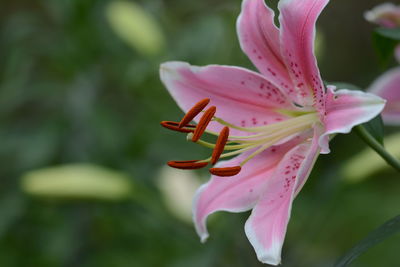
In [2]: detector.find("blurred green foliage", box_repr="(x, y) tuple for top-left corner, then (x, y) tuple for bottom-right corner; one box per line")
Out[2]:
(343, 132), (400, 183)
(0, 0), (399, 266)
(373, 28), (400, 67)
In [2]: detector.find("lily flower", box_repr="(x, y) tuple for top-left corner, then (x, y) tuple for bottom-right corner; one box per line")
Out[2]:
(365, 2), (400, 62)
(364, 2), (400, 29)
(368, 67), (400, 125)
(365, 3), (400, 125)
(160, 0), (385, 265)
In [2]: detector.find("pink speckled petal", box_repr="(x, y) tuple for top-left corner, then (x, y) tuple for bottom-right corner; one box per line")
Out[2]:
(193, 130), (313, 243)
(160, 61), (298, 135)
(244, 134), (320, 265)
(278, 0), (328, 110)
(237, 0), (294, 98)
(368, 67), (400, 125)
(320, 86), (386, 152)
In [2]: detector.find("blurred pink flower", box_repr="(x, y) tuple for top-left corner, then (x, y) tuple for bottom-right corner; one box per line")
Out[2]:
(365, 2), (400, 28)
(365, 2), (400, 62)
(365, 3), (400, 125)
(160, 0), (385, 264)
(368, 67), (400, 125)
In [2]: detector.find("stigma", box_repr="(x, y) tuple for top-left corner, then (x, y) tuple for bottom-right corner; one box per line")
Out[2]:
(161, 98), (319, 177)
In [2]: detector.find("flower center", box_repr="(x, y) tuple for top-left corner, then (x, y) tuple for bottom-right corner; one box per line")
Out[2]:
(161, 98), (319, 177)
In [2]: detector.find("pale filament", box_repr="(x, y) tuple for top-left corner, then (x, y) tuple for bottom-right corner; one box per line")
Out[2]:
(191, 112), (319, 167)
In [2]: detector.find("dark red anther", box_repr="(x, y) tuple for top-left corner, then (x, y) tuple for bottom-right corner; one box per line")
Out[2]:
(179, 98), (210, 128)
(161, 121), (196, 133)
(192, 106), (216, 142)
(209, 166), (241, 177)
(167, 160), (208, 170)
(211, 126), (229, 165)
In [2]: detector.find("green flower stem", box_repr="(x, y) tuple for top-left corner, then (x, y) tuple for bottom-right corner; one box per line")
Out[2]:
(355, 125), (400, 172)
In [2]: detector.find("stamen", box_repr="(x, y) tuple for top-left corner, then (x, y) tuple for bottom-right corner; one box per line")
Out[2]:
(179, 98), (210, 128)
(210, 166), (241, 177)
(161, 121), (196, 133)
(192, 106), (216, 142)
(164, 107), (319, 176)
(211, 126), (229, 164)
(167, 160), (208, 170)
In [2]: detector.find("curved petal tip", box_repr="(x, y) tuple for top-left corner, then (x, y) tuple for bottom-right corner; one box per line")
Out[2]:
(245, 221), (282, 265)
(200, 233), (209, 243)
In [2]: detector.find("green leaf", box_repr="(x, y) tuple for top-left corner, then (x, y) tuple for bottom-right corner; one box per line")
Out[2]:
(334, 215), (400, 267)
(362, 115), (385, 146)
(372, 29), (399, 66)
(375, 27), (400, 40)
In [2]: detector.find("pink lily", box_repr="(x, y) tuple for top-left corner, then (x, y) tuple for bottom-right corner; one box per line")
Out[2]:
(364, 3), (400, 125)
(365, 2), (400, 62)
(364, 2), (400, 29)
(368, 67), (400, 125)
(160, 0), (385, 265)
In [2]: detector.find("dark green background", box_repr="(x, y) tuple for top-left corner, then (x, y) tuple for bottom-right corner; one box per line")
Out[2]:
(0, 0), (399, 266)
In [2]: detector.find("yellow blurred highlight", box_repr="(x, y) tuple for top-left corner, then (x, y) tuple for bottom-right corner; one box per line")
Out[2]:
(343, 132), (400, 183)
(106, 1), (165, 56)
(21, 164), (132, 201)
(315, 30), (325, 61)
(157, 166), (202, 223)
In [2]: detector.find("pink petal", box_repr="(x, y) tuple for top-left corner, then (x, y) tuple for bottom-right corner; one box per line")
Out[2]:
(278, 0), (328, 110)
(160, 61), (298, 135)
(320, 86), (386, 152)
(368, 67), (400, 125)
(244, 135), (320, 265)
(193, 130), (313, 243)
(294, 126), (323, 195)
(237, 0), (294, 98)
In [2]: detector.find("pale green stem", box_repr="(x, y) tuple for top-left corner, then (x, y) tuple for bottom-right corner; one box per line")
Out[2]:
(355, 125), (400, 172)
